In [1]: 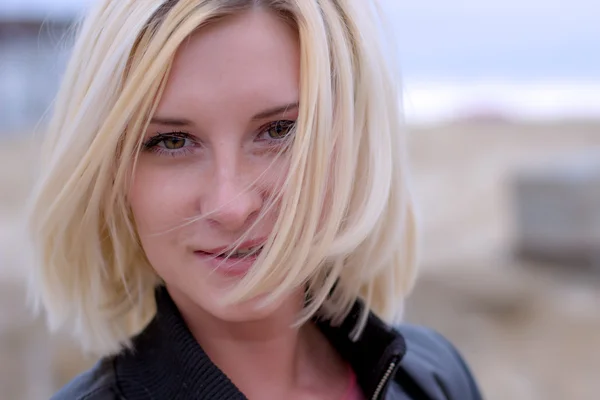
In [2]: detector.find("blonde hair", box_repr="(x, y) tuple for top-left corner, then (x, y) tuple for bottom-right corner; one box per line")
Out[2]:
(27, 0), (418, 356)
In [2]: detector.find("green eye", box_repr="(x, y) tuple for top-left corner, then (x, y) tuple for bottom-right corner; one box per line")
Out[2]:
(142, 132), (196, 157)
(162, 137), (186, 149)
(267, 120), (295, 139)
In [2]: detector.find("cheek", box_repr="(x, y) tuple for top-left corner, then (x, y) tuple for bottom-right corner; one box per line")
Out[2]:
(260, 156), (290, 195)
(128, 162), (196, 235)
(127, 163), (199, 281)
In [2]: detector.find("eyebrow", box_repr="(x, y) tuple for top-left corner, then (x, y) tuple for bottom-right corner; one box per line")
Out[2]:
(149, 116), (193, 126)
(251, 102), (299, 120)
(149, 102), (299, 126)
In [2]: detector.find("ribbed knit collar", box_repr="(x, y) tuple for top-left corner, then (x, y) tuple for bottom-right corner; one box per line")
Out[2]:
(114, 286), (406, 399)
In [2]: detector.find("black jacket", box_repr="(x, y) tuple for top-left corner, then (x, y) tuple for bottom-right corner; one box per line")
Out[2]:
(52, 287), (483, 400)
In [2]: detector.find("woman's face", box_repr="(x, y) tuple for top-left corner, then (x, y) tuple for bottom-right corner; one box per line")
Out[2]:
(129, 9), (300, 322)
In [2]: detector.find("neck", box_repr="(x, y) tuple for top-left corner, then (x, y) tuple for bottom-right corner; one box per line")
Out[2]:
(170, 288), (348, 399)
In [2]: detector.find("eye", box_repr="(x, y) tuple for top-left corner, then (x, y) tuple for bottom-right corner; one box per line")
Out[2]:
(142, 132), (198, 157)
(262, 120), (296, 140)
(161, 136), (187, 150)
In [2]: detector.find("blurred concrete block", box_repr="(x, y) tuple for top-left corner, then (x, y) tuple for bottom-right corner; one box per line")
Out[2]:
(0, 278), (96, 399)
(0, 280), (54, 400)
(511, 153), (600, 268)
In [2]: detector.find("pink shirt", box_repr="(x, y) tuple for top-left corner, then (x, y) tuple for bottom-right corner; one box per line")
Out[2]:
(340, 367), (365, 400)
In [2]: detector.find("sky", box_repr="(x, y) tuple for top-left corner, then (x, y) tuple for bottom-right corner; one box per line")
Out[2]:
(386, 0), (600, 81)
(2, 0), (598, 122)
(2, 0), (598, 81)
(0, 0), (92, 19)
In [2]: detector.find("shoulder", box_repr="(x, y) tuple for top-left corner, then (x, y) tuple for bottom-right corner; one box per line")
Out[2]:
(392, 324), (483, 400)
(50, 357), (122, 400)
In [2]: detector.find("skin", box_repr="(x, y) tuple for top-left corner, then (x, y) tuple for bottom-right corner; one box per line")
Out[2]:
(129, 9), (351, 400)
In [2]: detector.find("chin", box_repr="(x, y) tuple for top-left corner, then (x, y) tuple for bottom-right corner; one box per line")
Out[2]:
(167, 279), (285, 324)
(205, 293), (285, 323)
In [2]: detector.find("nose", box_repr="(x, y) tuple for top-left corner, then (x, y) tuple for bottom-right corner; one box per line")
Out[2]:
(202, 164), (263, 233)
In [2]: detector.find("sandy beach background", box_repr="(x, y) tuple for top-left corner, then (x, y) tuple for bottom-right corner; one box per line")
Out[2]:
(2, 120), (599, 399)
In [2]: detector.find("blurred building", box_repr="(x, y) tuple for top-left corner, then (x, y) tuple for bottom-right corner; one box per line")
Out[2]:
(0, 1), (88, 134)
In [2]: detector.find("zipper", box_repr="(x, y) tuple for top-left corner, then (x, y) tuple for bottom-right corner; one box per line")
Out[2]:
(371, 358), (398, 400)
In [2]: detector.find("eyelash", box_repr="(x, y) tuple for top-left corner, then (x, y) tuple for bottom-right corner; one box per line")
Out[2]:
(256, 120), (296, 143)
(142, 120), (296, 157)
(142, 131), (197, 157)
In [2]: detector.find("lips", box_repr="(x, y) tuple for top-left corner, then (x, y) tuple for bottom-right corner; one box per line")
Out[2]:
(194, 239), (266, 278)
(194, 238), (266, 277)
(196, 244), (263, 259)
(195, 237), (267, 261)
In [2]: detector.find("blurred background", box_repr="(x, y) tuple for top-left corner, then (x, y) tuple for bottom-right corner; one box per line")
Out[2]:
(1, 0), (599, 399)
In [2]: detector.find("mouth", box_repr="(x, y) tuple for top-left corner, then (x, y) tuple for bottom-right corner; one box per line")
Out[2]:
(196, 245), (264, 259)
(195, 239), (266, 260)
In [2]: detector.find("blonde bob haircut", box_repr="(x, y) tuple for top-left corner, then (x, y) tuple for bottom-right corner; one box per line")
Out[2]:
(28, 0), (418, 356)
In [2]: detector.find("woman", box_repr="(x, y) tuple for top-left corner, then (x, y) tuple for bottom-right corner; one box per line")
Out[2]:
(28, 0), (482, 399)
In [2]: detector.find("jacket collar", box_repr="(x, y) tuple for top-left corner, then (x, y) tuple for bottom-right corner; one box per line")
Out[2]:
(114, 286), (406, 400)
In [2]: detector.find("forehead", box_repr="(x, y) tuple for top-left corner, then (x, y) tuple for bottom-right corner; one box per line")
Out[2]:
(155, 9), (300, 119)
